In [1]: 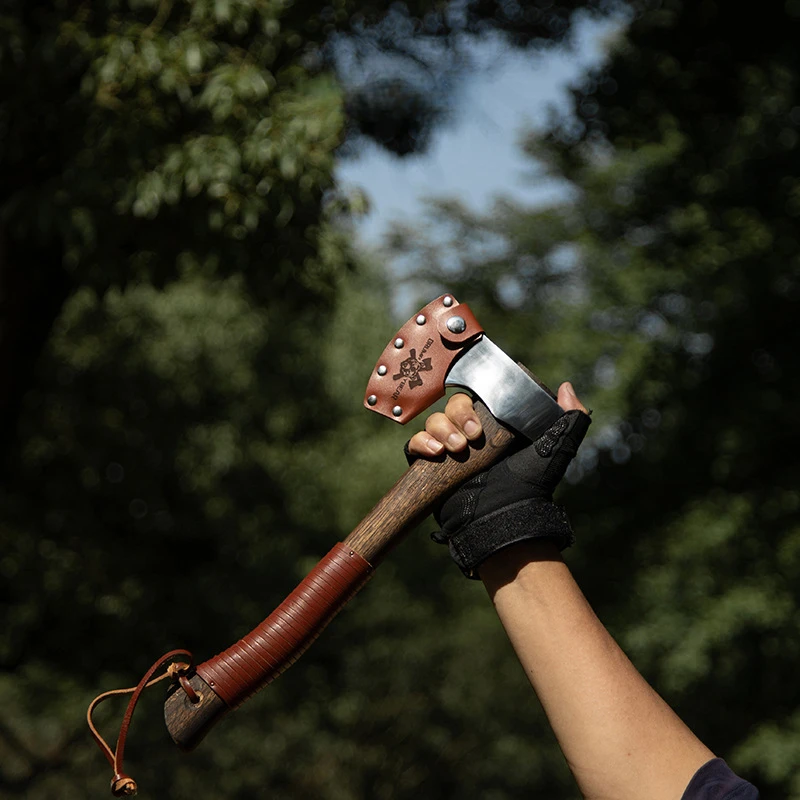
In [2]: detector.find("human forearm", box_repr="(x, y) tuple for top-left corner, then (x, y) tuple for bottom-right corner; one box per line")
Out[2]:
(480, 540), (714, 800)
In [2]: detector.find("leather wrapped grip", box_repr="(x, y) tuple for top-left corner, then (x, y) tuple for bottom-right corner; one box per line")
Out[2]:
(196, 543), (373, 708)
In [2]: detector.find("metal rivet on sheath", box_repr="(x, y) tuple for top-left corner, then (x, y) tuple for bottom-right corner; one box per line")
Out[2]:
(367, 395), (378, 406)
(443, 296), (453, 307)
(416, 315), (426, 325)
(392, 406), (402, 417)
(377, 365), (387, 376)
(394, 338), (404, 349)
(446, 315), (467, 334)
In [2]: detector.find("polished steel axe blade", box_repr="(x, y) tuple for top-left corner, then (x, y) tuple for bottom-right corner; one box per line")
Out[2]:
(445, 336), (562, 442)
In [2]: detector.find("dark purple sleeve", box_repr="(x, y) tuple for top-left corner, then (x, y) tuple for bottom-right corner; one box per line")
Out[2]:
(681, 758), (759, 800)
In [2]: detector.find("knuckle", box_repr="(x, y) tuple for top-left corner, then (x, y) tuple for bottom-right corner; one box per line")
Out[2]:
(446, 392), (472, 412)
(446, 393), (476, 425)
(425, 412), (457, 439)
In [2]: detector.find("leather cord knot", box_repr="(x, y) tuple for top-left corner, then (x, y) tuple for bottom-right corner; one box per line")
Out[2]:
(88, 649), (194, 796)
(165, 661), (190, 679)
(111, 773), (137, 797)
(165, 661), (199, 704)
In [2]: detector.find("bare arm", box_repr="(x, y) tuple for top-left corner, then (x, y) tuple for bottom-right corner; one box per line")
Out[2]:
(409, 385), (714, 800)
(481, 540), (713, 800)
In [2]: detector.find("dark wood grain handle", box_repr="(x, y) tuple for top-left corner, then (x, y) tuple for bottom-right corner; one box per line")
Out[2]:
(164, 401), (518, 750)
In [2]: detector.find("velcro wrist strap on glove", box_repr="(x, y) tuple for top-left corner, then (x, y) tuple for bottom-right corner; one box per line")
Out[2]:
(433, 498), (573, 579)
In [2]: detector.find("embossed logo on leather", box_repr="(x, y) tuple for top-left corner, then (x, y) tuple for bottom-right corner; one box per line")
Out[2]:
(393, 346), (433, 389)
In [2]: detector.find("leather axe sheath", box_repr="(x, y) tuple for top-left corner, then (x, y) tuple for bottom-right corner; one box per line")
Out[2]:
(162, 293), (562, 750)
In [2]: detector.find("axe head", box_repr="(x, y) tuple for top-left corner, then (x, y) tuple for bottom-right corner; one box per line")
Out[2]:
(364, 294), (563, 442)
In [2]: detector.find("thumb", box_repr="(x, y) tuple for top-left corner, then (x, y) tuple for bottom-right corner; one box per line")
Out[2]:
(557, 382), (589, 415)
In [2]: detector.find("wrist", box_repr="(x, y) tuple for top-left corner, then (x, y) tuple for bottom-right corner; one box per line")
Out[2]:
(478, 539), (564, 589)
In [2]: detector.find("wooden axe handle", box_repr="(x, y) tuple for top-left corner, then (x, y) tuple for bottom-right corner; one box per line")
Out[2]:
(164, 401), (517, 750)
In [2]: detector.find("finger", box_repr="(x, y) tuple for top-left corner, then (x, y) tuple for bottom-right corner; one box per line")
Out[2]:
(557, 382), (589, 414)
(407, 430), (445, 457)
(426, 410), (469, 452)
(443, 393), (482, 440)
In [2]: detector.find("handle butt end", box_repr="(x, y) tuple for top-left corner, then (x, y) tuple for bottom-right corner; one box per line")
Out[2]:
(164, 672), (229, 752)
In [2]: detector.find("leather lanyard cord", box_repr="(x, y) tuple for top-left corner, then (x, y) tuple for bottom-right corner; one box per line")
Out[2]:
(87, 649), (194, 797)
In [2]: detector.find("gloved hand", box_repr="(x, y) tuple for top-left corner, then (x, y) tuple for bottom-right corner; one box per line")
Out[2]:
(406, 385), (591, 579)
(433, 409), (591, 578)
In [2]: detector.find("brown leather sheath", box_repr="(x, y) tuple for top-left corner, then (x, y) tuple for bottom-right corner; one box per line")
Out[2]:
(364, 295), (484, 424)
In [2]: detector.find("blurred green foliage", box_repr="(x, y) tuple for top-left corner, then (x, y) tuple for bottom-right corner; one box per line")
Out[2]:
(0, 0), (591, 797)
(389, 2), (800, 797)
(2, 0), (799, 799)
(1, 0), (364, 796)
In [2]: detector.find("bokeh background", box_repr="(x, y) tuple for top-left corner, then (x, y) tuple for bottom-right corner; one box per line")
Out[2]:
(2, 1), (799, 797)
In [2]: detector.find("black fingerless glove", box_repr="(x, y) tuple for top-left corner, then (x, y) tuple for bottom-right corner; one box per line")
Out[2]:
(432, 410), (591, 579)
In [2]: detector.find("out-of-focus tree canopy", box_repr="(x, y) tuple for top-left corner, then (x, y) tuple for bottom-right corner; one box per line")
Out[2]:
(0, 0), (614, 454)
(4, 0), (799, 798)
(0, 1), (611, 798)
(390, 1), (800, 797)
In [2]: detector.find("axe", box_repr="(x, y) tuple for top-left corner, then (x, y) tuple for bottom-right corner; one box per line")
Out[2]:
(162, 293), (562, 750)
